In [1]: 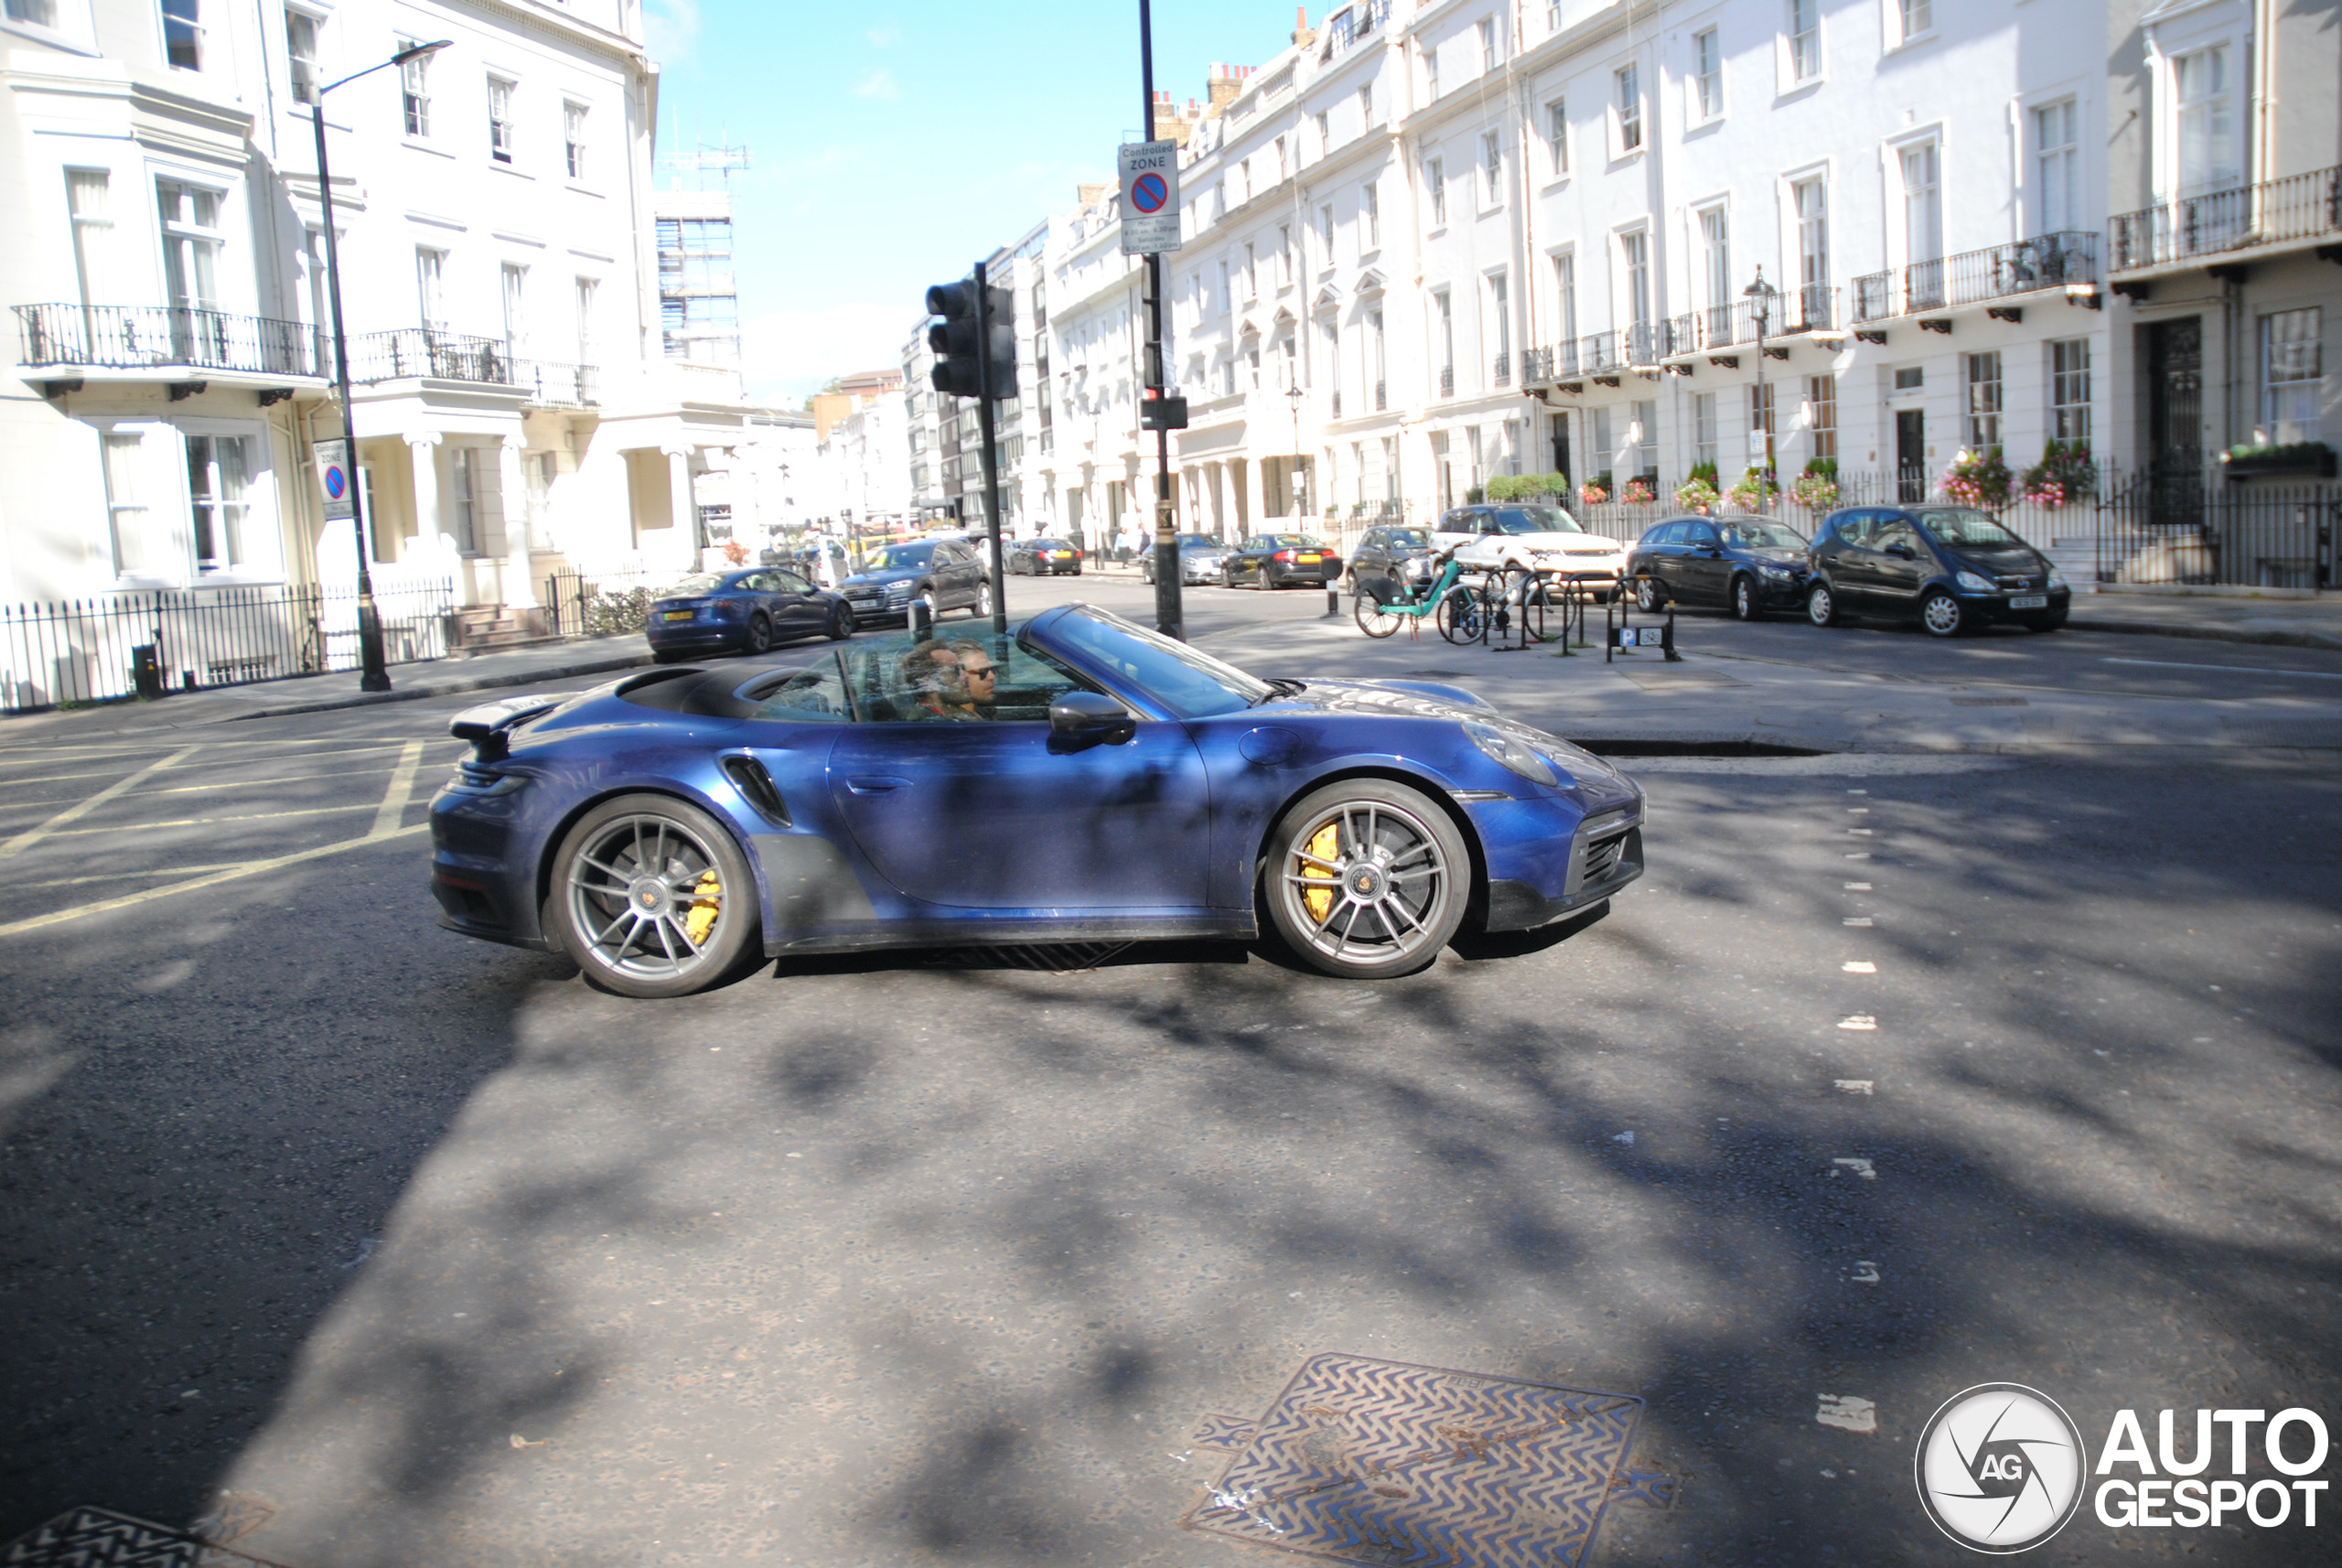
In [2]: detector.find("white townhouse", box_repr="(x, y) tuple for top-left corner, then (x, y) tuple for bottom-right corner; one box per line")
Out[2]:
(1036, 0), (2123, 546)
(1, 0), (770, 653)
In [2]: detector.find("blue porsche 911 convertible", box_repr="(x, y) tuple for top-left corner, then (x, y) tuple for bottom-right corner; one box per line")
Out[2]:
(429, 605), (1646, 997)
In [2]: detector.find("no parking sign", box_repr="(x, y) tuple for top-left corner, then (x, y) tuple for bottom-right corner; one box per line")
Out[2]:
(1119, 141), (1181, 255)
(315, 438), (354, 521)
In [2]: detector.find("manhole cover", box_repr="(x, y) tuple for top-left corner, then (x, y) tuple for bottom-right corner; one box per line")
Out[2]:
(2, 1509), (283, 1568)
(1182, 1353), (1658, 1567)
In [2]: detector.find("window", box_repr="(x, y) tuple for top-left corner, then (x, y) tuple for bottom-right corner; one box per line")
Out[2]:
(2261, 308), (2322, 444)
(501, 263), (527, 354)
(2176, 47), (2236, 196)
(488, 77), (516, 163)
(450, 446), (479, 554)
(155, 179), (220, 313)
(1434, 288), (1454, 387)
(1692, 391), (1718, 468)
(416, 247), (447, 331)
(1789, 0), (1821, 82)
(1425, 40), (1439, 100)
(1317, 202), (1334, 263)
(1700, 207), (1731, 330)
(67, 170), (111, 310)
(1315, 111), (1329, 156)
(1622, 230), (1650, 333)
(1275, 136), (1288, 183)
(1795, 177), (1829, 299)
(1631, 399), (1657, 478)
(1545, 98), (1568, 176)
(2036, 101), (2078, 233)
(564, 102), (588, 180)
(286, 10), (320, 104)
(186, 434), (251, 572)
(1218, 259), (1230, 316)
(1899, 0), (1933, 41)
(1489, 273), (1510, 380)
(1427, 157), (1446, 225)
(2049, 338), (2091, 444)
(1553, 252), (1577, 349)
(1965, 350), (2004, 450)
(1808, 374), (1838, 461)
(1592, 407), (1613, 474)
(1240, 157), (1252, 203)
(6, 0), (59, 25)
(1478, 17), (1497, 72)
(102, 431), (152, 576)
(1362, 181), (1380, 248)
(1370, 307), (1386, 407)
(527, 450), (558, 551)
(1894, 365), (1924, 390)
(1382, 435), (1399, 499)
(1358, 82), (1374, 129)
(1902, 142), (1941, 262)
(575, 275), (597, 363)
(1748, 381), (1776, 461)
(161, 0), (201, 70)
(400, 40), (433, 136)
(1616, 63), (1641, 152)
(1693, 29), (1721, 119)
(1482, 130), (1501, 203)
(1277, 224), (1293, 286)
(1243, 242), (1256, 300)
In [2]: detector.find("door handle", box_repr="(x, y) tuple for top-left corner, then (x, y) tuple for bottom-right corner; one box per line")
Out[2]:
(844, 775), (910, 794)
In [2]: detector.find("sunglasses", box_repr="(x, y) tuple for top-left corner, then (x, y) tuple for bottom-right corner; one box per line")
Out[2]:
(961, 664), (997, 679)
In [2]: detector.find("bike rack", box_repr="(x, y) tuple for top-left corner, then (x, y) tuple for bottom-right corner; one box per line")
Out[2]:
(1606, 580), (1681, 663)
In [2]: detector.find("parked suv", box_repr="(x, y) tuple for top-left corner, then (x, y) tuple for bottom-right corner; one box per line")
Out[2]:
(1432, 505), (1629, 597)
(1804, 506), (2069, 636)
(1627, 514), (1810, 621)
(839, 538), (991, 623)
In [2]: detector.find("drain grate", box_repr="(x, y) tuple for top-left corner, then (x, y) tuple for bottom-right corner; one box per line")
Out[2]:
(1, 1509), (283, 1568)
(1183, 1354), (1655, 1567)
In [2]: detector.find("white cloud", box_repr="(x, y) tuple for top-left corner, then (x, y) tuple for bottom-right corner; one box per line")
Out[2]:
(865, 23), (900, 48)
(853, 68), (899, 100)
(740, 300), (919, 404)
(642, 0), (700, 66)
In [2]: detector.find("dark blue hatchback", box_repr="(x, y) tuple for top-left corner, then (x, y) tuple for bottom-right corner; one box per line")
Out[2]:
(644, 567), (854, 660)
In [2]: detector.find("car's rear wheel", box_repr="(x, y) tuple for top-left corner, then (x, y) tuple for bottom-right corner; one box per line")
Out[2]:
(1732, 575), (1763, 621)
(1266, 779), (1469, 979)
(547, 795), (761, 998)
(828, 603), (854, 640)
(1919, 588), (1966, 638)
(744, 613), (772, 654)
(1807, 581), (1842, 627)
(975, 580), (994, 618)
(1634, 575), (1664, 614)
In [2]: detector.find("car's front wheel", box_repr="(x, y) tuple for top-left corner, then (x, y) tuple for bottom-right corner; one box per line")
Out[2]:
(976, 580), (994, 618)
(1264, 779), (1469, 978)
(828, 603), (854, 640)
(1732, 575), (1763, 622)
(1919, 588), (1966, 638)
(546, 795), (761, 998)
(1807, 581), (1842, 628)
(744, 613), (773, 654)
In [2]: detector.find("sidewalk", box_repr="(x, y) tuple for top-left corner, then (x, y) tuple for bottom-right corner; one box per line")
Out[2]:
(2068, 586), (2342, 650)
(0, 635), (656, 742)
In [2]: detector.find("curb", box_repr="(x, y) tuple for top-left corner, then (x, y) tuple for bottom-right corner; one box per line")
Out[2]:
(2067, 615), (2342, 652)
(228, 651), (657, 721)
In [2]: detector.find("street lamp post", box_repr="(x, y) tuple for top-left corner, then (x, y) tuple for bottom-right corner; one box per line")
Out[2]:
(1743, 266), (1778, 489)
(311, 39), (449, 693)
(1285, 381), (1305, 521)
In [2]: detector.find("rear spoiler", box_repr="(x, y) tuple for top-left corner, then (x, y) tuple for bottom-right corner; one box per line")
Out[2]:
(449, 693), (567, 760)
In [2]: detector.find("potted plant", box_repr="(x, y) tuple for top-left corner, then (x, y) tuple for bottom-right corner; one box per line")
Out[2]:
(1674, 464), (1721, 512)
(1726, 466), (1779, 510)
(1620, 478), (1655, 504)
(1790, 458), (1839, 511)
(2019, 440), (2096, 506)
(1578, 475), (1611, 506)
(2218, 440), (2337, 480)
(1939, 447), (2014, 507)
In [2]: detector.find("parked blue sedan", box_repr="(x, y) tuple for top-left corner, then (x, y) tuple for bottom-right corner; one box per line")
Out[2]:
(431, 606), (1646, 997)
(644, 566), (854, 660)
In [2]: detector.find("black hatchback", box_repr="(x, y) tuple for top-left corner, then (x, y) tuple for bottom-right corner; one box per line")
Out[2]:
(1345, 524), (1441, 592)
(1805, 505), (2070, 636)
(1627, 514), (1810, 621)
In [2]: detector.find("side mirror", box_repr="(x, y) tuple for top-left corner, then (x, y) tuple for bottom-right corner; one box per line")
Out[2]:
(1049, 690), (1137, 745)
(1886, 543), (1916, 560)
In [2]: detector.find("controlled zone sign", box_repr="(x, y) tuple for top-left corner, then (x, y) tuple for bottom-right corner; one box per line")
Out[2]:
(315, 438), (354, 521)
(1119, 140), (1181, 255)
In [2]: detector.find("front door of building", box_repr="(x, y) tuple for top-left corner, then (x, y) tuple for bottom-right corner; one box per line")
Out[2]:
(1896, 410), (1927, 502)
(2144, 317), (2204, 528)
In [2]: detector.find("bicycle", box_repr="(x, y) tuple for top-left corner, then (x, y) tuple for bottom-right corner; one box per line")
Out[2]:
(1353, 548), (1487, 643)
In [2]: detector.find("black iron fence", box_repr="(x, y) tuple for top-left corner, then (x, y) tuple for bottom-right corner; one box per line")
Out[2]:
(542, 569), (702, 639)
(2090, 475), (2337, 589)
(15, 303), (326, 378)
(2109, 163), (2342, 272)
(0, 578), (456, 714)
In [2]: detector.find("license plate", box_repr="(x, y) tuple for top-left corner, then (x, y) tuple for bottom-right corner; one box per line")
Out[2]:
(2009, 595), (2047, 609)
(1298, 553), (1322, 564)
(662, 610), (693, 621)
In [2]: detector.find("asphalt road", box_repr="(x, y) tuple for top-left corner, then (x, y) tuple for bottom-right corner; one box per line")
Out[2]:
(0, 580), (2337, 1566)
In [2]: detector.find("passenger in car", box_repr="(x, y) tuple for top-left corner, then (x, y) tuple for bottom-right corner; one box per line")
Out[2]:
(943, 639), (999, 718)
(899, 640), (986, 721)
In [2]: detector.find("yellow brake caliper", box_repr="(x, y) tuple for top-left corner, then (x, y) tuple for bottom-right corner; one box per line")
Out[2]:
(684, 870), (722, 945)
(1299, 822), (1342, 923)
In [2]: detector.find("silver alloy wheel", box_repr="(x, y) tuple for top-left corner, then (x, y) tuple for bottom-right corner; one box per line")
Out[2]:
(977, 581), (994, 618)
(1921, 590), (1963, 636)
(1734, 576), (1756, 619)
(564, 812), (731, 984)
(1808, 584), (1835, 626)
(1635, 576), (1661, 613)
(1277, 796), (1455, 971)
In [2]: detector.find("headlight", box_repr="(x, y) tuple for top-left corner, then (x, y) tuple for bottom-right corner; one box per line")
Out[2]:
(1956, 571), (1995, 593)
(1760, 563), (1793, 577)
(1465, 722), (1557, 787)
(2047, 565), (2067, 587)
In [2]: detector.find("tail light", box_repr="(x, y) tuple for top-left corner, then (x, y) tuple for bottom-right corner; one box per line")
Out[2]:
(1273, 550), (1294, 563)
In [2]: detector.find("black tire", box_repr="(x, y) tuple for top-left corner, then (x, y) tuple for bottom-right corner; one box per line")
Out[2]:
(976, 580), (994, 618)
(744, 613), (772, 654)
(1807, 580), (1843, 628)
(1732, 575), (1763, 622)
(1354, 592), (1402, 639)
(828, 603), (854, 641)
(1436, 585), (1487, 644)
(1635, 576), (1664, 614)
(1264, 779), (1470, 979)
(1919, 587), (1966, 638)
(544, 794), (762, 999)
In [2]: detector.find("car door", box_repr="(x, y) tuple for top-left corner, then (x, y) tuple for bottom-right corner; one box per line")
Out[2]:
(826, 637), (1215, 911)
(1869, 514), (1929, 607)
(1823, 510), (1883, 603)
(1679, 522), (1729, 604)
(768, 567), (825, 638)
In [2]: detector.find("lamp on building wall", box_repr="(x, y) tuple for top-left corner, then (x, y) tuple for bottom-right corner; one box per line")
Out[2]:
(312, 38), (451, 693)
(1744, 266), (1778, 481)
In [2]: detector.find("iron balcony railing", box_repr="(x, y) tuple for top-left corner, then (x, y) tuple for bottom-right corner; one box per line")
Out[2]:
(2109, 164), (2342, 271)
(1492, 349), (1510, 386)
(1438, 364), (1455, 397)
(1579, 331), (1621, 373)
(1852, 232), (2098, 322)
(1621, 322), (1660, 367)
(522, 360), (599, 407)
(15, 303), (326, 378)
(346, 329), (599, 406)
(1666, 286), (1842, 355)
(1330, 388), (1343, 417)
(1374, 378), (1387, 412)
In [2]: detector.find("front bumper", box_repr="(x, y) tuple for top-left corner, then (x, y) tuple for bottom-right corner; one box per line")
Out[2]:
(1955, 584), (2072, 618)
(1482, 826), (1645, 932)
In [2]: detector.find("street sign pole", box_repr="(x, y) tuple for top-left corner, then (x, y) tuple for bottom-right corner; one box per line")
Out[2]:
(974, 258), (1008, 636)
(1140, 0), (1180, 640)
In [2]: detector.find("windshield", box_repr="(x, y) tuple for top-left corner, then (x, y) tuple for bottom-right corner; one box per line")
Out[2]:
(861, 543), (933, 572)
(1716, 519), (1809, 550)
(1176, 533), (1220, 549)
(1044, 607), (1274, 718)
(1268, 534), (1324, 549)
(1029, 539), (1074, 549)
(1489, 507), (1585, 535)
(1913, 510), (2025, 549)
(661, 574), (726, 597)
(1384, 529), (1432, 549)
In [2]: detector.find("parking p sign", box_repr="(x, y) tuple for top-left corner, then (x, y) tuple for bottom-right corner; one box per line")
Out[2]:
(1119, 141), (1181, 256)
(315, 438), (354, 521)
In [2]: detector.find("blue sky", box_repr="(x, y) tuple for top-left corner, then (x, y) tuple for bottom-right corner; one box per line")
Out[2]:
(646, 1), (1305, 404)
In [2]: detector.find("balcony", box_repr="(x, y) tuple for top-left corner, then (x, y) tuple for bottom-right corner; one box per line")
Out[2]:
(1492, 349), (1510, 387)
(346, 328), (600, 407)
(1579, 331), (1621, 374)
(15, 303), (326, 382)
(1664, 287), (1842, 357)
(1374, 379), (1387, 412)
(1621, 322), (1661, 369)
(1851, 232), (2098, 323)
(1330, 389), (1343, 417)
(1439, 365), (1455, 397)
(2109, 164), (2342, 274)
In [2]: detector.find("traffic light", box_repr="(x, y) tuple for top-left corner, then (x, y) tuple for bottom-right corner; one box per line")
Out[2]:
(924, 275), (1015, 401)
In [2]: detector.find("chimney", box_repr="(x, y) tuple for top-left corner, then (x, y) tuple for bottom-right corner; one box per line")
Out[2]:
(1291, 5), (1316, 48)
(1207, 64), (1242, 114)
